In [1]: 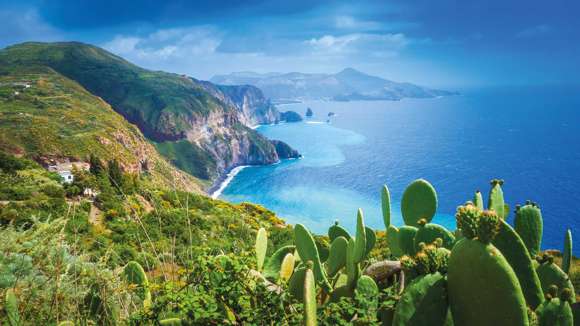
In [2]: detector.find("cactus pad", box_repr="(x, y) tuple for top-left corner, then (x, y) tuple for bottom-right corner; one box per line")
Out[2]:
(536, 297), (573, 326)
(304, 267), (318, 326)
(328, 221), (351, 241)
(401, 179), (438, 226)
(514, 203), (543, 257)
(326, 236), (348, 277)
(263, 245), (295, 280)
(5, 288), (20, 326)
(353, 209), (367, 263)
(255, 227), (268, 271)
(280, 253), (296, 281)
(392, 272), (449, 326)
(493, 219), (544, 309)
(399, 225), (419, 256)
(487, 179), (506, 219)
(536, 259), (576, 303)
(473, 190), (484, 211)
(382, 184), (392, 228)
(448, 238), (529, 326)
(294, 224), (332, 291)
(387, 225), (403, 257)
(413, 221), (455, 251)
(563, 229), (572, 275)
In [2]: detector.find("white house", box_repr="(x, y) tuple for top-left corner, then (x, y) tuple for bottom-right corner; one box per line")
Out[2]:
(48, 162), (90, 184)
(59, 170), (74, 184)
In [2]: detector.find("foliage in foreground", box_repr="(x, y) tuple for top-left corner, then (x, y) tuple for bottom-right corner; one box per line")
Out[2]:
(0, 148), (579, 325)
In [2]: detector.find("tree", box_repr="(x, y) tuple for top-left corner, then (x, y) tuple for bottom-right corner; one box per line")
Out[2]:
(107, 159), (124, 191)
(89, 154), (105, 176)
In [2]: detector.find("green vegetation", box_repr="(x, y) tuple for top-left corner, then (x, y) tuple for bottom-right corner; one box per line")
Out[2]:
(0, 150), (578, 324)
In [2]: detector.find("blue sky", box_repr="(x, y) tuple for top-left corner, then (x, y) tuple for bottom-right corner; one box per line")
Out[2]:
(1, 0), (579, 87)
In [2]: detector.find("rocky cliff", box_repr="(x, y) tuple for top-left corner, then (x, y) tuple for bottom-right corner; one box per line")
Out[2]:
(0, 42), (299, 188)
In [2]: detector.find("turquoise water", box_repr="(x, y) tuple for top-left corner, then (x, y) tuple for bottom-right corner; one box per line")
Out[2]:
(220, 86), (580, 254)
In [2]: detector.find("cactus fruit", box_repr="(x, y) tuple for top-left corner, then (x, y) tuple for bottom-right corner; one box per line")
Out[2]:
(399, 226), (419, 256)
(455, 204), (480, 239)
(382, 185), (392, 228)
(413, 219), (455, 251)
(387, 225), (403, 257)
(448, 238), (529, 326)
(403, 242), (450, 278)
(365, 226), (377, 257)
(325, 236), (348, 277)
(536, 290), (574, 326)
(514, 203), (544, 257)
(328, 221), (351, 241)
(280, 253), (296, 281)
(124, 261), (152, 308)
(473, 190), (484, 211)
(255, 227), (268, 271)
(304, 264), (318, 326)
(353, 209), (367, 263)
(536, 258), (576, 303)
(487, 179), (506, 219)
(392, 272), (449, 326)
(493, 219), (544, 309)
(5, 288), (20, 326)
(563, 229), (572, 275)
(477, 210), (501, 243)
(294, 224), (332, 291)
(401, 179), (438, 226)
(263, 245), (295, 280)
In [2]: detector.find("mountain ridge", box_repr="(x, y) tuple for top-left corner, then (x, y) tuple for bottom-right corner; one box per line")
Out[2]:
(0, 41), (300, 186)
(211, 67), (457, 102)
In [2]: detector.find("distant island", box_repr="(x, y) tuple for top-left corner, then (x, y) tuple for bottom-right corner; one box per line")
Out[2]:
(211, 68), (458, 103)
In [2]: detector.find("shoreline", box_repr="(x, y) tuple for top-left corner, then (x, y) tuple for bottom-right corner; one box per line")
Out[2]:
(209, 165), (250, 199)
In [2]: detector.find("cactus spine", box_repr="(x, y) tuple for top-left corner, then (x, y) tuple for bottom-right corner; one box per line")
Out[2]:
(304, 264), (318, 326)
(5, 288), (20, 326)
(514, 202), (543, 257)
(563, 229), (572, 275)
(255, 227), (268, 271)
(401, 179), (438, 226)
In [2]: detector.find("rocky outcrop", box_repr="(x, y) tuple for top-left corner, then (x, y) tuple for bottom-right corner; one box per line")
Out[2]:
(280, 111), (303, 122)
(270, 140), (301, 159)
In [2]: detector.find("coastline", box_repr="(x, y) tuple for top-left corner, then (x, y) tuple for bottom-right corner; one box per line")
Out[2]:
(209, 165), (250, 199)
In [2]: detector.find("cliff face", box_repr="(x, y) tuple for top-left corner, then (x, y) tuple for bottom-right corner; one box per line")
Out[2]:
(0, 42), (299, 187)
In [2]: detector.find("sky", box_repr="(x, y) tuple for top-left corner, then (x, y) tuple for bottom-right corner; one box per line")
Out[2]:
(0, 0), (579, 88)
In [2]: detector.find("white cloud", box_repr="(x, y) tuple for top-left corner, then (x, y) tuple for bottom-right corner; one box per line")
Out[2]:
(103, 26), (221, 60)
(0, 9), (61, 47)
(516, 24), (551, 38)
(334, 15), (382, 30)
(307, 33), (409, 56)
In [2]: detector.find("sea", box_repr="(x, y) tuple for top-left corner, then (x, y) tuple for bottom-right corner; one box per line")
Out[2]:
(217, 85), (580, 254)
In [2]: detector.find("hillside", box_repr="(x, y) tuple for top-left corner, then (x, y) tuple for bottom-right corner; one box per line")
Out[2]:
(0, 42), (299, 184)
(211, 68), (457, 102)
(0, 63), (202, 191)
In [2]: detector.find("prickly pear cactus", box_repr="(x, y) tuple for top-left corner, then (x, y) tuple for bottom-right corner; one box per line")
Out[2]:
(563, 229), (572, 275)
(401, 179), (438, 226)
(487, 179), (506, 219)
(263, 245), (295, 280)
(514, 202), (543, 257)
(392, 272), (449, 326)
(536, 288), (574, 326)
(365, 226), (376, 257)
(289, 266), (307, 300)
(280, 253), (295, 281)
(255, 227), (268, 271)
(124, 261), (152, 308)
(294, 224), (332, 291)
(536, 256), (576, 303)
(325, 236), (348, 277)
(159, 318), (183, 325)
(448, 206), (529, 326)
(473, 190), (484, 211)
(346, 237), (360, 289)
(328, 221), (350, 241)
(413, 219), (455, 251)
(399, 225), (419, 256)
(356, 275), (379, 312)
(493, 219), (544, 309)
(5, 288), (20, 326)
(387, 225), (403, 257)
(304, 264), (318, 326)
(382, 184), (392, 228)
(353, 209), (367, 264)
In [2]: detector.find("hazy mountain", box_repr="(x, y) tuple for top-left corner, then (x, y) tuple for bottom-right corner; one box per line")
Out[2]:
(211, 68), (457, 102)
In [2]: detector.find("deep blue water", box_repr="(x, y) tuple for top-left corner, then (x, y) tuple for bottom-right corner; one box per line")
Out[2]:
(221, 86), (580, 254)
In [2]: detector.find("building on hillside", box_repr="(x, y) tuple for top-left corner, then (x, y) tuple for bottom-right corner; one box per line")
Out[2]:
(48, 162), (90, 184)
